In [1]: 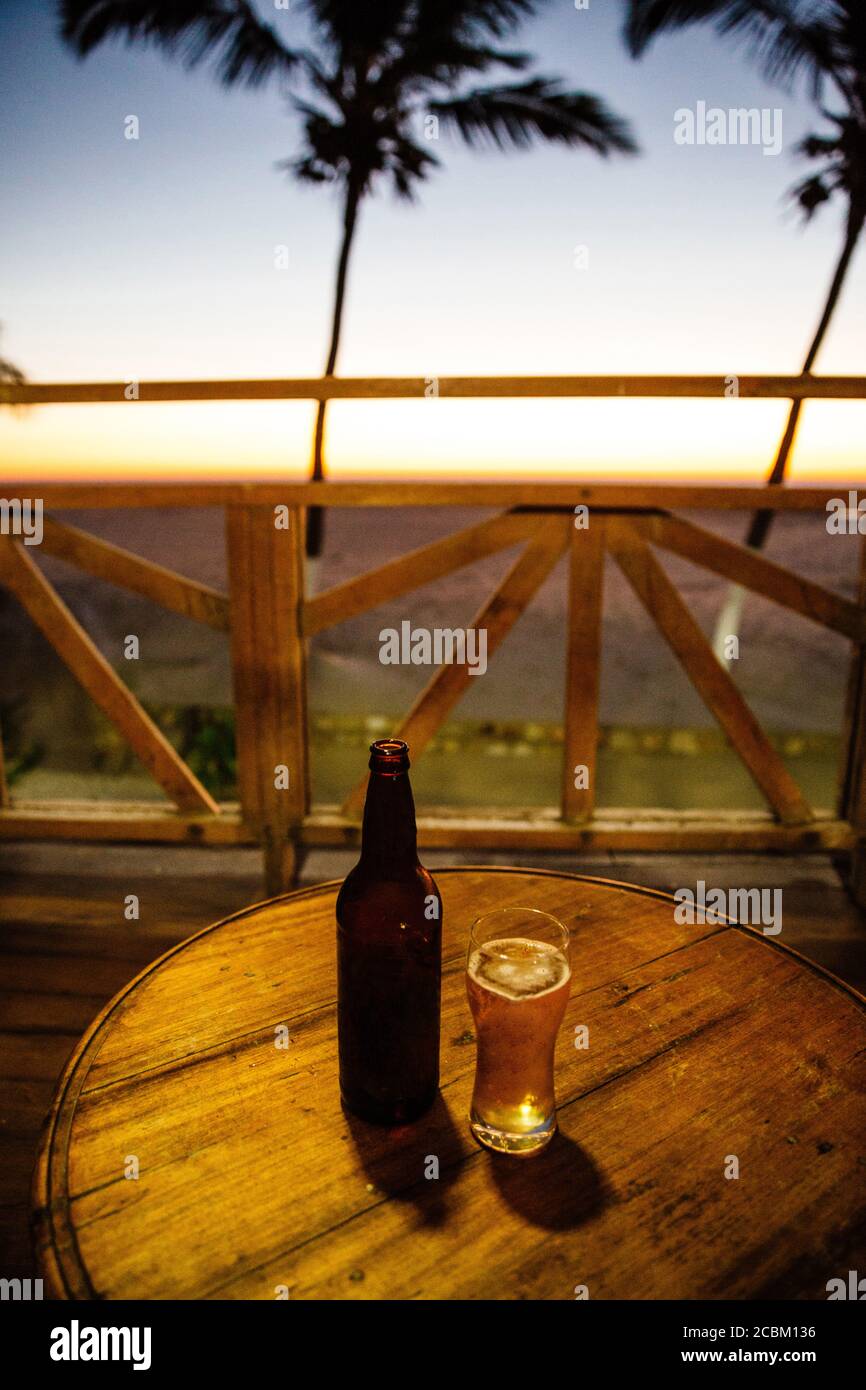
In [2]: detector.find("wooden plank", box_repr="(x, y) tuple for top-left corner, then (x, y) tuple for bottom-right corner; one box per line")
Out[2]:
(0, 802), (252, 844)
(0, 802), (852, 852)
(639, 511), (866, 641)
(304, 510), (541, 635)
(5, 374), (865, 405)
(306, 807), (852, 852)
(607, 519), (813, 826)
(0, 856), (265, 1282)
(226, 506), (308, 893)
(4, 482), (850, 512)
(341, 517), (569, 814)
(32, 869), (866, 1300)
(38, 517), (230, 630)
(225, 508), (261, 828)
(0, 539), (219, 815)
(562, 519), (605, 823)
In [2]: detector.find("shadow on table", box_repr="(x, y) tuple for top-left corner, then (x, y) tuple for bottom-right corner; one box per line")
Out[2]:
(343, 1094), (462, 1229)
(485, 1131), (608, 1230)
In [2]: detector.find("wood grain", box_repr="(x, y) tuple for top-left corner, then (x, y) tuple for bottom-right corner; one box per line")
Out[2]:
(562, 521), (605, 823)
(5, 373), (865, 406)
(304, 807), (852, 852)
(0, 802), (253, 843)
(1, 482), (851, 511)
(0, 803), (853, 851)
(226, 506), (309, 893)
(32, 868), (866, 1301)
(0, 854), (265, 1280)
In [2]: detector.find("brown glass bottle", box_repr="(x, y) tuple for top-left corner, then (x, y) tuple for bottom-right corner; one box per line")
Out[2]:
(336, 740), (441, 1125)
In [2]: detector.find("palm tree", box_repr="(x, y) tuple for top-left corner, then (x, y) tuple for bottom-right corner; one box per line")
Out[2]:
(61, 1), (637, 554)
(625, 1), (866, 652)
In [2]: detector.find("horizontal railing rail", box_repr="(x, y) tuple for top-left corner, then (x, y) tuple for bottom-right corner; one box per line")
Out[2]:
(0, 484), (858, 510)
(4, 373), (866, 403)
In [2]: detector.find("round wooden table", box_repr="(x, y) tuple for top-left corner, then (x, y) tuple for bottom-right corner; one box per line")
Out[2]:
(34, 867), (866, 1300)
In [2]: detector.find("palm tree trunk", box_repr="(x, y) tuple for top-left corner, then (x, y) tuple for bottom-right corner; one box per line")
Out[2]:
(744, 207), (863, 551)
(306, 180), (361, 559)
(712, 207), (863, 663)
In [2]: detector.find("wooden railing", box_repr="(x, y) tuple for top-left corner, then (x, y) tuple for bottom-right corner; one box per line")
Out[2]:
(1, 375), (865, 895)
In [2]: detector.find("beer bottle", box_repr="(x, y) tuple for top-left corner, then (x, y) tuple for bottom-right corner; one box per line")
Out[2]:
(337, 739), (442, 1125)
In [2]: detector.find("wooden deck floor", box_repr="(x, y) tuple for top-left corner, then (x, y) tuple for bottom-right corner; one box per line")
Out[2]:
(2, 842), (864, 1284)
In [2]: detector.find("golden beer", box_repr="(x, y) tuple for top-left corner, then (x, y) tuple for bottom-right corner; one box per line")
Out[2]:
(466, 909), (571, 1155)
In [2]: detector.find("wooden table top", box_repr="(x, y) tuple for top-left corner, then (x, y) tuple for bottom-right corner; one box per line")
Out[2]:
(33, 867), (866, 1300)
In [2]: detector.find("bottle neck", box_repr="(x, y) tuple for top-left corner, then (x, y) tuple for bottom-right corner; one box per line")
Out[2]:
(359, 768), (420, 872)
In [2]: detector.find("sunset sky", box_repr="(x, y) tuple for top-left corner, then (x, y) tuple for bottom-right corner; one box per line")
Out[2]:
(1, 0), (864, 483)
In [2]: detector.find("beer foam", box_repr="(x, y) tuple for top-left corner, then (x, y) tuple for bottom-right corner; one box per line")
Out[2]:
(469, 937), (570, 1000)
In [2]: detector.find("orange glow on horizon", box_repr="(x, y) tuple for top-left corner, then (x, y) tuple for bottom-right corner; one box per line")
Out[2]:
(1, 397), (864, 486)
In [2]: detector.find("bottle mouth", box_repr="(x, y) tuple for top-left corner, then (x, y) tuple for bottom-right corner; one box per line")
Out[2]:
(369, 738), (410, 773)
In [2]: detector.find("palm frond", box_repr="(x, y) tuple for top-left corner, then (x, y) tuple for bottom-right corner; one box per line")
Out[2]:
(279, 101), (351, 183)
(789, 169), (833, 218)
(388, 133), (441, 199)
(428, 78), (638, 155)
(381, 41), (531, 96)
(372, 0), (537, 93)
(625, 1), (836, 99)
(790, 105), (866, 215)
(60, 1), (298, 87)
(280, 100), (440, 198)
(304, 0), (537, 48)
(424, 0), (539, 42)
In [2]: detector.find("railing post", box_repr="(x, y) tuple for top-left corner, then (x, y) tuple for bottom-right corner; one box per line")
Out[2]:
(561, 515), (605, 824)
(841, 532), (866, 906)
(226, 504), (309, 895)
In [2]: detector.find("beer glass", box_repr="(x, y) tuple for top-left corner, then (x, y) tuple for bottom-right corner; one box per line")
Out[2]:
(466, 907), (571, 1156)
